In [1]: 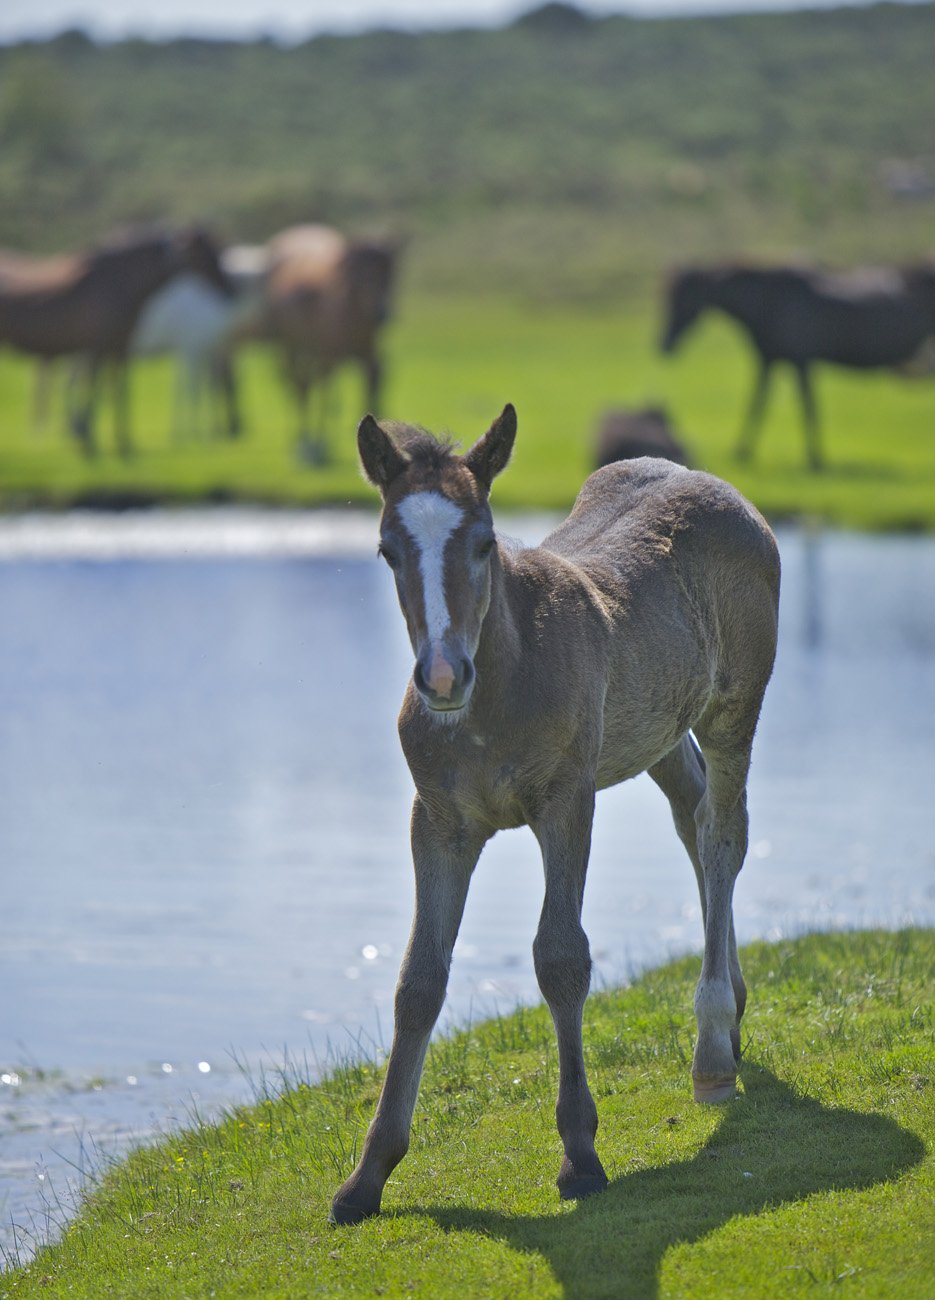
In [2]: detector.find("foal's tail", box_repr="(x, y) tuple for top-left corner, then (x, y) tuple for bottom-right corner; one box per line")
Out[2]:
(688, 731), (707, 776)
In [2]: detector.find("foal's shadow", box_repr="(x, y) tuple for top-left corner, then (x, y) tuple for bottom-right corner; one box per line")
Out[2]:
(408, 1065), (923, 1298)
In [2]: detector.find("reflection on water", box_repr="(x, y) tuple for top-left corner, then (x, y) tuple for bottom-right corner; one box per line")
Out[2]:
(0, 511), (933, 1259)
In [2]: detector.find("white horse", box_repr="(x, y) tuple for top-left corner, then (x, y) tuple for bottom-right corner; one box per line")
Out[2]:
(130, 244), (270, 440)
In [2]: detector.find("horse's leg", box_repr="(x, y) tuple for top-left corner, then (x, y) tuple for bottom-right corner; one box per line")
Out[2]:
(69, 356), (99, 458)
(112, 358), (132, 459)
(649, 735), (746, 1061)
(174, 356), (195, 441)
(735, 356), (772, 462)
(64, 357), (86, 435)
(313, 371), (335, 464)
(330, 798), (484, 1225)
(690, 711), (759, 1103)
(214, 353), (242, 439)
(530, 777), (607, 1200)
(794, 362), (822, 471)
(287, 351), (329, 466)
(279, 346), (307, 437)
(32, 359), (53, 432)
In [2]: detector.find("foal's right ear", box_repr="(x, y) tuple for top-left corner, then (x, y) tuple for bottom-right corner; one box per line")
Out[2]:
(357, 414), (409, 495)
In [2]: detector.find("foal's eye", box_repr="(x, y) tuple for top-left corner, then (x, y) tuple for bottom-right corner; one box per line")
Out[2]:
(378, 544), (399, 569)
(476, 537), (496, 561)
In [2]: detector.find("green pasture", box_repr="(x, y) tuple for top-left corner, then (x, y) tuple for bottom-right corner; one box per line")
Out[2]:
(1, 291), (934, 529)
(5, 929), (932, 1298)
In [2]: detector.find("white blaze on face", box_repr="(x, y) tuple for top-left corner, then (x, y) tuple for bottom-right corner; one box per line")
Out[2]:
(397, 491), (464, 645)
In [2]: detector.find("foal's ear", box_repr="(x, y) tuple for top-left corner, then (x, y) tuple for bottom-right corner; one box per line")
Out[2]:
(463, 404), (517, 491)
(357, 414), (409, 495)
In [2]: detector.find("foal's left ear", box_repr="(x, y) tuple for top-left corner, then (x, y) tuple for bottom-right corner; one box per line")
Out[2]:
(463, 404), (517, 491)
(358, 414), (410, 495)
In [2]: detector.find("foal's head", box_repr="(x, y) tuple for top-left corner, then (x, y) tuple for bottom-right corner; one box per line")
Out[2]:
(359, 405), (516, 717)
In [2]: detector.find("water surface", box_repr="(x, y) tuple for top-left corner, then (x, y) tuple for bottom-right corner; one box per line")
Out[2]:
(1, 510), (933, 1259)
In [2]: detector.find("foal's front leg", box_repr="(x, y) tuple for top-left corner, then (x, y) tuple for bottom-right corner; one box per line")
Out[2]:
(531, 778), (608, 1200)
(330, 798), (483, 1225)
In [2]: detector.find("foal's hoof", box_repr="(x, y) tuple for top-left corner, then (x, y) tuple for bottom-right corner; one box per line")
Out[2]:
(557, 1155), (608, 1201)
(329, 1195), (380, 1227)
(692, 1072), (736, 1104)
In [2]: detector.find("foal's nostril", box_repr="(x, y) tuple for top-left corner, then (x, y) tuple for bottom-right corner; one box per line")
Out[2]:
(459, 657), (476, 691)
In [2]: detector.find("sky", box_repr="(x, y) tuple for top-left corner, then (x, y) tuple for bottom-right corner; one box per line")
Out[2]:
(0, 0), (922, 45)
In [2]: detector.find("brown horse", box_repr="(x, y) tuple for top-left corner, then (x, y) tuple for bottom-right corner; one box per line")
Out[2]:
(0, 226), (230, 457)
(331, 405), (780, 1225)
(259, 224), (398, 464)
(660, 262), (935, 470)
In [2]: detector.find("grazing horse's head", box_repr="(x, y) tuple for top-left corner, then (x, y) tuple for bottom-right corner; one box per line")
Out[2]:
(359, 405), (517, 718)
(173, 226), (234, 298)
(660, 267), (714, 354)
(343, 241), (399, 329)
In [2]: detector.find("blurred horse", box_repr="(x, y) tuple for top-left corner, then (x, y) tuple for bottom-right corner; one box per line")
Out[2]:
(130, 244), (270, 441)
(594, 406), (691, 469)
(258, 224), (399, 464)
(0, 226), (230, 457)
(660, 263), (935, 470)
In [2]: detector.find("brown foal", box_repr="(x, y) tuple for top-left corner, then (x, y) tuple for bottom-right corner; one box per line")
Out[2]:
(331, 404), (780, 1225)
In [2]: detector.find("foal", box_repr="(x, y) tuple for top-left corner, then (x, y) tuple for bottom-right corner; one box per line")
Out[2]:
(331, 405), (780, 1224)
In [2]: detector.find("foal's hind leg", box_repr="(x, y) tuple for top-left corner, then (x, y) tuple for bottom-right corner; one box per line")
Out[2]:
(689, 715), (757, 1103)
(649, 735), (747, 1061)
(530, 776), (607, 1200)
(330, 798), (484, 1225)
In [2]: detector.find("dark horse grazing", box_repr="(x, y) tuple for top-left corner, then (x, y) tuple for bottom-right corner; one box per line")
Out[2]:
(0, 227), (230, 457)
(331, 405), (780, 1225)
(661, 263), (935, 470)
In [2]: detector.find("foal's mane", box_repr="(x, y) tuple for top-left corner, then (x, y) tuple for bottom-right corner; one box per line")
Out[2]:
(381, 422), (460, 472)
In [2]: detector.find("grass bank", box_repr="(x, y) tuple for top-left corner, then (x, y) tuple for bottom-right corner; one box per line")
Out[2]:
(1, 292), (934, 529)
(4, 929), (933, 1298)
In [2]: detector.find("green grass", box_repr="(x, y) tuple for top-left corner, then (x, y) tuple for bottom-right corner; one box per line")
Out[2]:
(1, 291), (934, 529)
(5, 929), (933, 1298)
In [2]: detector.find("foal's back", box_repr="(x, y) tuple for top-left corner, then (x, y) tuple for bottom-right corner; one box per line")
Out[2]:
(541, 457), (780, 782)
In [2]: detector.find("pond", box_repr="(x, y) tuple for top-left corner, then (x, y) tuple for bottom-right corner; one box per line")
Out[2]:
(1, 508), (933, 1261)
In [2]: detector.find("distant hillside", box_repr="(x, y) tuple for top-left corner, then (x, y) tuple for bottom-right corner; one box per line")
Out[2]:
(1, 2), (933, 299)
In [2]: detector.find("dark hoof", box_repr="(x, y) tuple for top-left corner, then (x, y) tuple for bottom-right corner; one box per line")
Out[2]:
(329, 1196), (380, 1227)
(559, 1173), (608, 1201)
(557, 1155), (608, 1201)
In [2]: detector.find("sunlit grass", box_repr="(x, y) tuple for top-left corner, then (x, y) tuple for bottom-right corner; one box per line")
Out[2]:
(1, 290), (934, 528)
(4, 930), (933, 1297)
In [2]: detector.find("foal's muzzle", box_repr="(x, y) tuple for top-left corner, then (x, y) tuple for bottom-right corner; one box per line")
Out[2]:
(413, 651), (475, 713)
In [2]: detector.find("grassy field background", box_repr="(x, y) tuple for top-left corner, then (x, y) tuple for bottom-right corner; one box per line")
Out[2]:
(2, 290), (934, 528)
(2, 4), (934, 527)
(5, 929), (933, 1298)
